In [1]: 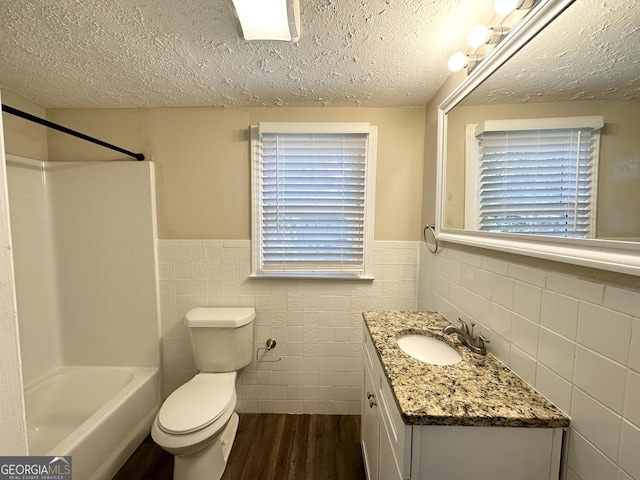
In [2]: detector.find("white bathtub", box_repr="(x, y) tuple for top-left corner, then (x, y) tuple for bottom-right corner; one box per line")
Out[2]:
(25, 366), (160, 480)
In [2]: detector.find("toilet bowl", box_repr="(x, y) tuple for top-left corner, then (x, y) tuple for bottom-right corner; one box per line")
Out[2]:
(151, 307), (255, 480)
(151, 373), (238, 479)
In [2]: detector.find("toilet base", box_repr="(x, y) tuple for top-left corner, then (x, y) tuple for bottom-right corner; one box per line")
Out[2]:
(173, 412), (239, 480)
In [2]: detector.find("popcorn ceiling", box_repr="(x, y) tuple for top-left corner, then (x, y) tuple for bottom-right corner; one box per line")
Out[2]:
(461, 0), (640, 105)
(0, 0), (490, 108)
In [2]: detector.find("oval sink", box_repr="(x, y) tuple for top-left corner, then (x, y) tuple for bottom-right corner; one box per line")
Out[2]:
(396, 334), (462, 366)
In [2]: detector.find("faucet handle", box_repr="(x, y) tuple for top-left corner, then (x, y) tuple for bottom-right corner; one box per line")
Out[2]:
(455, 318), (470, 335)
(473, 334), (490, 354)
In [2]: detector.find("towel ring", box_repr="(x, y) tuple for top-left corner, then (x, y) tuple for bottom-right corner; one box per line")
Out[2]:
(423, 224), (438, 253)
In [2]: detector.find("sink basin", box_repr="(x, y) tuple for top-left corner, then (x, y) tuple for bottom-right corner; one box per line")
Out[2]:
(396, 334), (462, 366)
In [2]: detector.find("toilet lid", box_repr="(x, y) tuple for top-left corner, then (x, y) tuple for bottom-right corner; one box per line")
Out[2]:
(158, 372), (235, 434)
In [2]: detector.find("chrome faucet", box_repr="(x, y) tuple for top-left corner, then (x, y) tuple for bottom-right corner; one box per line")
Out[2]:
(443, 318), (490, 355)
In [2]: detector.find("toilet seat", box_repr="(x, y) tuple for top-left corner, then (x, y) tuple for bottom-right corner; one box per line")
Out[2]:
(158, 372), (236, 435)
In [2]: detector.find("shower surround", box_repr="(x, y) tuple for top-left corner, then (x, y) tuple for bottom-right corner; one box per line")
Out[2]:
(6, 155), (161, 480)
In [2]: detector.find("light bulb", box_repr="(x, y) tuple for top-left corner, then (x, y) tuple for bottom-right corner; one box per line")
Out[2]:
(448, 52), (468, 72)
(494, 0), (519, 15)
(467, 24), (489, 48)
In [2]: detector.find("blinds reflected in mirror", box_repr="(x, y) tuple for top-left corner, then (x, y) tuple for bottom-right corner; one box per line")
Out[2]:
(473, 117), (603, 237)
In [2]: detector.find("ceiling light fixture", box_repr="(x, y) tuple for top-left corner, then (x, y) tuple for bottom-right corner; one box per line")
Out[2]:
(493, 0), (539, 16)
(228, 0), (300, 41)
(467, 25), (510, 48)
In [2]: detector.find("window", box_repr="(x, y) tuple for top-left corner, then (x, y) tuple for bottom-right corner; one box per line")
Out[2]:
(466, 116), (603, 238)
(251, 122), (377, 278)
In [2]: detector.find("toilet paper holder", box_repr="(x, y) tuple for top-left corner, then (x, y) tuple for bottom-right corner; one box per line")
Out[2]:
(256, 338), (281, 362)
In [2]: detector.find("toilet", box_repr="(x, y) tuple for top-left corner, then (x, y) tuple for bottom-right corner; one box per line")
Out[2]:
(151, 307), (255, 480)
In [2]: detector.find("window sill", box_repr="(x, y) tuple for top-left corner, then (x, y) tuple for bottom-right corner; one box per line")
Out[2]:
(249, 272), (375, 281)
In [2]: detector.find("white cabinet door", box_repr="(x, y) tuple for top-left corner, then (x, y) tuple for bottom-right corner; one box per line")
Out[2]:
(362, 361), (379, 480)
(363, 327), (409, 480)
(378, 413), (403, 480)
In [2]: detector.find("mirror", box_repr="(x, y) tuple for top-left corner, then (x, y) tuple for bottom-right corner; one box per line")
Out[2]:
(437, 0), (640, 276)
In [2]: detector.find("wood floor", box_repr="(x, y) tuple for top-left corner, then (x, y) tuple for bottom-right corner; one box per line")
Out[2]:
(114, 414), (366, 480)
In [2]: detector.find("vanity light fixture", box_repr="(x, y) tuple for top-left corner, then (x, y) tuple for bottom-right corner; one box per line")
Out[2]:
(493, 0), (539, 16)
(446, 0), (539, 73)
(448, 53), (482, 72)
(227, 0), (300, 41)
(467, 25), (510, 48)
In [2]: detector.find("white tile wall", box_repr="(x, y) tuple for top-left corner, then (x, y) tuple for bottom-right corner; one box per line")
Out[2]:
(418, 243), (640, 480)
(157, 236), (640, 478)
(157, 239), (419, 415)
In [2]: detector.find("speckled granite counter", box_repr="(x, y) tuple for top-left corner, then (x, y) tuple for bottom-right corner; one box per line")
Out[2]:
(363, 310), (570, 428)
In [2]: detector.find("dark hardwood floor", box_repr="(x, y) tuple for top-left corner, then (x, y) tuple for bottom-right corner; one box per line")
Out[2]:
(114, 414), (366, 480)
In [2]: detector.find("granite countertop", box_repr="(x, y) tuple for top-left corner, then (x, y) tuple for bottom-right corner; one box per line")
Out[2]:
(363, 310), (570, 428)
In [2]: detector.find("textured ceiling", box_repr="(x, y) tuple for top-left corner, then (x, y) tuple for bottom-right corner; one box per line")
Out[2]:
(0, 0), (492, 109)
(462, 0), (640, 105)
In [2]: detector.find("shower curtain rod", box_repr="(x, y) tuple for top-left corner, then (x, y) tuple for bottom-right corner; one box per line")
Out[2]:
(1, 104), (145, 161)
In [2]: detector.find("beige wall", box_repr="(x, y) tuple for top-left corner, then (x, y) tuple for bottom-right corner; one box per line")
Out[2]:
(46, 107), (426, 241)
(0, 90), (48, 161)
(445, 99), (640, 238)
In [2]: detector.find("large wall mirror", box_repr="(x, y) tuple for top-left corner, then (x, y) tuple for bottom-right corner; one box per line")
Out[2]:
(436, 0), (640, 276)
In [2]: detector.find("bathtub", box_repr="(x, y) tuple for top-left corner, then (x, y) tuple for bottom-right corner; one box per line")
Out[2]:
(24, 366), (160, 480)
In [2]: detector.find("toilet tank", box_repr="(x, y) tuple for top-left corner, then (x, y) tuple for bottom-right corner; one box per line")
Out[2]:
(185, 307), (255, 372)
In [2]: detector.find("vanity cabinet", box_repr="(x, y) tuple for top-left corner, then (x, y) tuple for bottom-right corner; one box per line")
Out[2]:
(362, 327), (411, 480)
(362, 326), (564, 480)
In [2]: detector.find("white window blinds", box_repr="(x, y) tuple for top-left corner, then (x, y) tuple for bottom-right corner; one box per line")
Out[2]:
(475, 118), (602, 238)
(251, 123), (376, 278)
